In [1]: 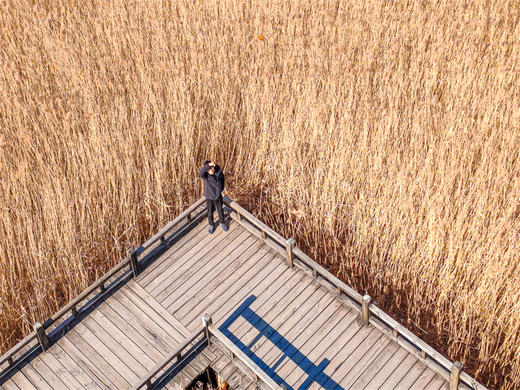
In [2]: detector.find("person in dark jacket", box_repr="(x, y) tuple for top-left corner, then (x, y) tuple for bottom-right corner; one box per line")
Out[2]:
(199, 160), (228, 234)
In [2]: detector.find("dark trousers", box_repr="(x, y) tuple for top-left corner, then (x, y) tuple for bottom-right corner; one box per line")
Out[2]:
(206, 195), (225, 226)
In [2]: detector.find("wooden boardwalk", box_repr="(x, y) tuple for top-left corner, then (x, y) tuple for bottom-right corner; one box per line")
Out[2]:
(0, 197), (486, 390)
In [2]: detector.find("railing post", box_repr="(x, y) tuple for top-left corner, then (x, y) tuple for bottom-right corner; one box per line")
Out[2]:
(285, 238), (295, 268)
(202, 314), (212, 346)
(450, 361), (462, 390)
(128, 247), (140, 278)
(34, 322), (49, 351)
(361, 295), (371, 325)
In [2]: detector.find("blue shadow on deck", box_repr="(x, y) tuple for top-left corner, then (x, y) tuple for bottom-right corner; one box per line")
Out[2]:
(219, 296), (342, 390)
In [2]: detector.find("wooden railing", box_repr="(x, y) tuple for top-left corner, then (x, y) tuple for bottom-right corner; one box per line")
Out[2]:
(0, 197), (207, 371)
(133, 314), (284, 390)
(1, 194), (487, 390)
(222, 195), (487, 390)
(132, 327), (206, 390)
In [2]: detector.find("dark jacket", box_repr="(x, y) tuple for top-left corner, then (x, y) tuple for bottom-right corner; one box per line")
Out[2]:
(199, 163), (225, 200)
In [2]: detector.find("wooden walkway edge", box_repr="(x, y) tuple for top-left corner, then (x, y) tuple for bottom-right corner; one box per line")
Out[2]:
(0, 196), (487, 390)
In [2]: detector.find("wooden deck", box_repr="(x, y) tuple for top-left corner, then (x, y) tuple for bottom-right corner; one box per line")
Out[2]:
(0, 198), (486, 390)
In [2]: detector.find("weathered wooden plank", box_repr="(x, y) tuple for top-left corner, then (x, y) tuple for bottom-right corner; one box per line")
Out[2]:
(434, 378), (450, 390)
(56, 336), (112, 389)
(257, 289), (337, 368)
(179, 356), (199, 383)
(174, 240), (270, 319)
(162, 229), (254, 310)
(212, 353), (232, 376)
(155, 227), (245, 305)
(74, 322), (139, 384)
(349, 341), (402, 389)
(361, 346), (409, 389)
(36, 349), (85, 389)
(147, 224), (232, 296)
(280, 306), (357, 386)
(220, 360), (239, 384)
(96, 299), (165, 364)
(393, 360), (428, 389)
(336, 334), (393, 388)
(64, 329), (128, 388)
(0, 378), (21, 390)
(109, 290), (179, 349)
(271, 302), (348, 382)
(81, 315), (149, 378)
(192, 349), (212, 371)
(129, 281), (190, 337)
(292, 321), (375, 389)
(185, 257), (287, 332)
(139, 221), (210, 291)
(204, 262), (291, 332)
(312, 332), (389, 390)
(246, 285), (332, 369)
(101, 295), (173, 361)
(88, 308), (156, 370)
(27, 355), (67, 389)
(187, 347), (208, 375)
(425, 374), (449, 390)
(227, 368), (250, 390)
(120, 283), (186, 342)
(167, 234), (262, 314)
(208, 262), (293, 332)
(19, 361), (52, 390)
(9, 371), (38, 390)
(226, 266), (312, 349)
(245, 383), (264, 390)
(229, 264), (308, 345)
(138, 221), (208, 287)
(411, 365), (438, 389)
(379, 354), (420, 389)
(47, 344), (102, 390)
(179, 249), (276, 325)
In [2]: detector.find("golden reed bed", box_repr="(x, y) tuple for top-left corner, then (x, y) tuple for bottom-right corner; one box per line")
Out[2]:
(0, 0), (519, 388)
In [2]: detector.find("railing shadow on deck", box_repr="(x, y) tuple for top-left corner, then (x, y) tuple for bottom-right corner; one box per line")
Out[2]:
(147, 337), (209, 390)
(0, 207), (207, 386)
(219, 295), (343, 390)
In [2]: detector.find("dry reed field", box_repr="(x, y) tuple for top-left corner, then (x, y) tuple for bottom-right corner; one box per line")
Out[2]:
(1, 0), (519, 388)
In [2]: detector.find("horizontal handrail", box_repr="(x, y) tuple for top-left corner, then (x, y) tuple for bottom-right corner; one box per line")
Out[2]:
(292, 247), (364, 305)
(1, 199), (206, 371)
(0, 256), (131, 368)
(50, 257), (130, 324)
(140, 197), (206, 252)
(222, 196), (487, 390)
(132, 328), (205, 390)
(0, 331), (36, 368)
(223, 196), (286, 245)
(208, 324), (283, 390)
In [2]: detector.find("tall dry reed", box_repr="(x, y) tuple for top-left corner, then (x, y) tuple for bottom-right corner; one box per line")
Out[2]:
(1, 0), (519, 387)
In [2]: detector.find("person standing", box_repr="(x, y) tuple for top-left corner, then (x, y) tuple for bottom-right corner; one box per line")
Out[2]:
(199, 160), (228, 234)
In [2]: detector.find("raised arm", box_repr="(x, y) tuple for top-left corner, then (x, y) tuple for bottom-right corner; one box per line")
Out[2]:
(199, 162), (210, 178)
